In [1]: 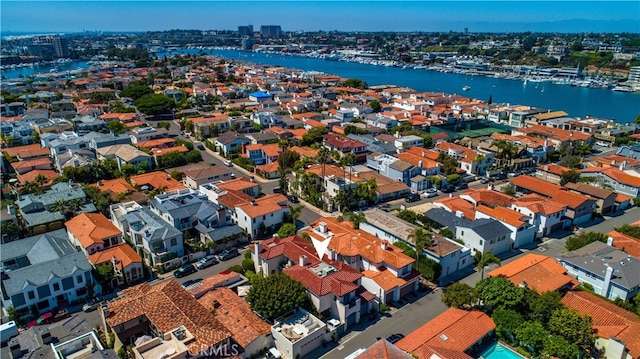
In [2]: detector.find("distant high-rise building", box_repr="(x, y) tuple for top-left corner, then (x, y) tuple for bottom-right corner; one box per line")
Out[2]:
(464, 27), (469, 35)
(260, 25), (281, 39)
(27, 36), (70, 60)
(238, 25), (254, 37)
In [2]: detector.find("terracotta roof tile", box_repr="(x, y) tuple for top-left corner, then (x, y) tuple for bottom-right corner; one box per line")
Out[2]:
(488, 253), (578, 293)
(581, 167), (640, 187)
(236, 194), (288, 218)
(197, 288), (271, 348)
(16, 169), (58, 186)
(106, 280), (232, 351)
(396, 308), (495, 356)
(608, 230), (640, 258)
(355, 339), (413, 359)
(476, 205), (529, 228)
(88, 178), (136, 197)
(88, 243), (142, 269)
(562, 291), (640, 358)
(130, 171), (186, 192)
(65, 213), (122, 249)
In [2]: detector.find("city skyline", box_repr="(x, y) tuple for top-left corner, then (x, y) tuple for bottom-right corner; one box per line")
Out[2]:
(1, 1), (639, 34)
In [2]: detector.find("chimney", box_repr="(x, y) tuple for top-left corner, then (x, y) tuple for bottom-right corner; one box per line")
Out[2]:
(418, 160), (423, 168)
(216, 206), (226, 226)
(381, 240), (389, 250)
(299, 255), (308, 266)
(607, 236), (614, 246)
(73, 159), (80, 167)
(251, 199), (257, 206)
(601, 265), (614, 298)
(254, 242), (262, 258)
(455, 211), (465, 218)
(318, 222), (327, 234)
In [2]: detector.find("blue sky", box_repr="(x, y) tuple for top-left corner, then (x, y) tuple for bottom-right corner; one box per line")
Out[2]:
(1, 1), (639, 34)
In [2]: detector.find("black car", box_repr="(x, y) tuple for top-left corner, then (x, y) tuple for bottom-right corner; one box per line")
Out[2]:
(218, 247), (240, 261)
(386, 333), (405, 344)
(174, 264), (197, 278)
(455, 182), (469, 190)
(287, 194), (299, 203)
(441, 185), (456, 193)
(273, 187), (284, 194)
(405, 193), (421, 203)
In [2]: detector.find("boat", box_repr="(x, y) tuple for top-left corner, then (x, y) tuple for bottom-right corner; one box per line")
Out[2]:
(523, 79), (528, 86)
(612, 86), (631, 92)
(462, 86), (471, 91)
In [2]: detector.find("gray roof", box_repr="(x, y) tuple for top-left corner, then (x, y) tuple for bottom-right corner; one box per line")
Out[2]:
(389, 159), (414, 172)
(616, 145), (640, 160)
(245, 131), (278, 143)
(194, 223), (244, 242)
(425, 208), (511, 239)
(17, 182), (89, 211)
(347, 134), (397, 154)
(116, 206), (181, 243)
(216, 131), (250, 145)
(150, 191), (219, 222)
(559, 241), (640, 290)
(1, 229), (75, 266)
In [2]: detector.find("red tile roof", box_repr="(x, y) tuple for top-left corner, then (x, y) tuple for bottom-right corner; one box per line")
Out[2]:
(355, 339), (413, 359)
(562, 290), (640, 358)
(608, 230), (640, 258)
(459, 188), (514, 208)
(396, 308), (495, 358)
(16, 169), (58, 186)
(88, 243), (142, 269)
(65, 213), (122, 249)
(476, 205), (529, 228)
(488, 253), (578, 293)
(512, 193), (567, 216)
(88, 178), (136, 198)
(130, 171), (186, 192)
(581, 167), (640, 187)
(106, 280), (232, 352)
(434, 197), (476, 220)
(511, 176), (594, 209)
(197, 288), (271, 348)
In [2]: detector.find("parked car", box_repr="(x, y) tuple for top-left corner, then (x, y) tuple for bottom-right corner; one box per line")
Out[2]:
(455, 182), (469, 190)
(196, 255), (218, 269)
(27, 309), (70, 328)
(224, 160), (233, 167)
(82, 298), (101, 312)
(441, 185), (456, 193)
(218, 247), (239, 261)
(422, 189), (438, 198)
(386, 333), (405, 344)
(273, 187), (284, 194)
(481, 177), (491, 184)
(287, 194), (299, 203)
(174, 263), (197, 278)
(405, 193), (421, 203)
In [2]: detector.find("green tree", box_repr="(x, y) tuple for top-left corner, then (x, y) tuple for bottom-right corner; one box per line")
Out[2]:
(158, 151), (187, 168)
(301, 127), (329, 147)
(560, 169), (581, 185)
(615, 224), (640, 239)
(565, 231), (607, 251)
(408, 228), (432, 270)
(492, 307), (524, 341)
(528, 290), (563, 325)
(476, 251), (501, 280)
(442, 282), (477, 309)
(241, 258), (255, 272)
(156, 121), (171, 130)
(502, 184), (516, 196)
(186, 150), (202, 163)
(288, 205), (303, 224)
(515, 321), (548, 352)
(543, 335), (580, 359)
(120, 84), (153, 100)
(436, 152), (459, 175)
(134, 93), (175, 116)
(247, 273), (309, 321)
(1, 221), (20, 242)
(6, 306), (21, 326)
(559, 155), (582, 169)
(107, 120), (126, 135)
(170, 170), (182, 181)
(369, 99), (381, 112)
(476, 276), (526, 311)
(548, 307), (594, 353)
(277, 223), (297, 238)
(344, 78), (367, 89)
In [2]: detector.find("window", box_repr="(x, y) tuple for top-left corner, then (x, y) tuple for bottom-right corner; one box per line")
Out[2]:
(28, 291), (36, 300)
(171, 238), (177, 247)
(53, 282), (60, 291)
(479, 239), (484, 246)
(76, 275), (83, 284)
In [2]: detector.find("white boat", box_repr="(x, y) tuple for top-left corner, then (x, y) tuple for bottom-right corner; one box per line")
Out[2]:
(462, 86), (471, 91)
(612, 86), (631, 92)
(523, 79), (528, 86)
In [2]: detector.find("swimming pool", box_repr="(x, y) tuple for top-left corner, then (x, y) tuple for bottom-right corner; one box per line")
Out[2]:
(479, 342), (525, 359)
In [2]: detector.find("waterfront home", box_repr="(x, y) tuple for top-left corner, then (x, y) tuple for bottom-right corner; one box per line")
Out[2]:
(0, 229), (95, 318)
(559, 241), (640, 301)
(511, 125), (593, 148)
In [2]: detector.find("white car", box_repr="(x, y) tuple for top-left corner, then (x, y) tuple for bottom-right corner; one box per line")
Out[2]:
(422, 189), (438, 198)
(195, 255), (218, 269)
(224, 160), (233, 167)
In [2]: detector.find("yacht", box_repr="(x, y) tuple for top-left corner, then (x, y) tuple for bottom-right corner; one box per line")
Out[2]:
(462, 86), (471, 91)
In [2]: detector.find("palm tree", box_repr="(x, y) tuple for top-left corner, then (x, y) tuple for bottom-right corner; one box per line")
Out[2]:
(348, 211), (367, 229)
(408, 228), (432, 270)
(476, 251), (501, 280)
(50, 199), (69, 214)
(317, 146), (331, 189)
(288, 205), (303, 225)
(34, 174), (49, 188)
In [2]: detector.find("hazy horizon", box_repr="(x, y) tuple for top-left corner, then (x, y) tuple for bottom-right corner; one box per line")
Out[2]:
(1, 1), (639, 34)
